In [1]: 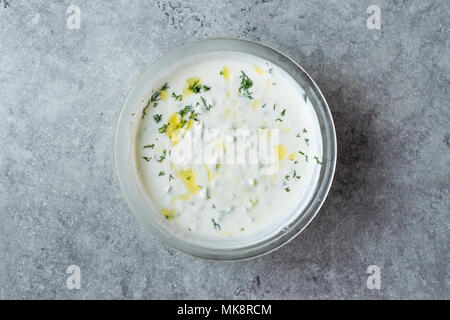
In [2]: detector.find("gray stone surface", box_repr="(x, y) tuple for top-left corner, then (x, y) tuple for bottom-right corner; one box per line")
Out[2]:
(0, 0), (448, 299)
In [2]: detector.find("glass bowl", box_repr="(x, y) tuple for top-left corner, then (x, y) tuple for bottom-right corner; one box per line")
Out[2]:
(114, 38), (336, 260)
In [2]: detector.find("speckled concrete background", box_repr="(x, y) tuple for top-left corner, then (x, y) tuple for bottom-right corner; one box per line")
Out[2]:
(0, 0), (448, 299)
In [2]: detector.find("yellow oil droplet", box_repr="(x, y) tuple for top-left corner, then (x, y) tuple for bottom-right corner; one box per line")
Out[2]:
(166, 112), (182, 146)
(226, 91), (231, 98)
(160, 90), (169, 101)
(170, 162), (175, 170)
(185, 119), (194, 132)
(223, 108), (237, 119)
(252, 100), (261, 110)
(215, 140), (226, 151)
(177, 168), (202, 194)
(205, 165), (216, 182)
(288, 152), (298, 161)
(162, 208), (176, 219)
(280, 125), (292, 134)
(172, 193), (192, 204)
(221, 66), (231, 82)
(254, 65), (265, 75)
(187, 76), (202, 87)
(275, 144), (288, 161)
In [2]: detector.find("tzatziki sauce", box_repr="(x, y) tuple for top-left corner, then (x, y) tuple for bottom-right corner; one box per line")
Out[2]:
(133, 51), (322, 245)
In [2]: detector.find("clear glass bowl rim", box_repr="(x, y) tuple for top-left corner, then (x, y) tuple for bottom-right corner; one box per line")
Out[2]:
(113, 38), (337, 261)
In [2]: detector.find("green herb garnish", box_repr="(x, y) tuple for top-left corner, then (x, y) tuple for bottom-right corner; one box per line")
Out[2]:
(200, 96), (213, 111)
(159, 171), (165, 176)
(158, 124), (168, 133)
(153, 114), (162, 123)
(143, 144), (155, 149)
(178, 105), (193, 118)
(157, 150), (166, 163)
(142, 82), (168, 119)
(188, 80), (210, 94)
(238, 71), (253, 99)
(142, 156), (151, 162)
(211, 218), (221, 230)
(172, 92), (182, 101)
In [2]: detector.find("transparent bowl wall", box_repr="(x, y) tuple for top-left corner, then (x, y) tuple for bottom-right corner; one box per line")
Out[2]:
(114, 38), (337, 261)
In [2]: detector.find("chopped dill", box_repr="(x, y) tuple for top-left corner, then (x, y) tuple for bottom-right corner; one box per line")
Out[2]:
(188, 79), (210, 94)
(158, 171), (165, 176)
(157, 150), (166, 163)
(153, 114), (162, 123)
(158, 124), (168, 133)
(160, 82), (169, 91)
(200, 96), (213, 111)
(143, 144), (155, 149)
(211, 218), (221, 230)
(142, 82), (168, 119)
(142, 156), (151, 162)
(238, 71), (253, 99)
(172, 92), (182, 101)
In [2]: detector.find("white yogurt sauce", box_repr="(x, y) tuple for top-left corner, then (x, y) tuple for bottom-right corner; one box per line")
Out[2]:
(134, 51), (322, 244)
